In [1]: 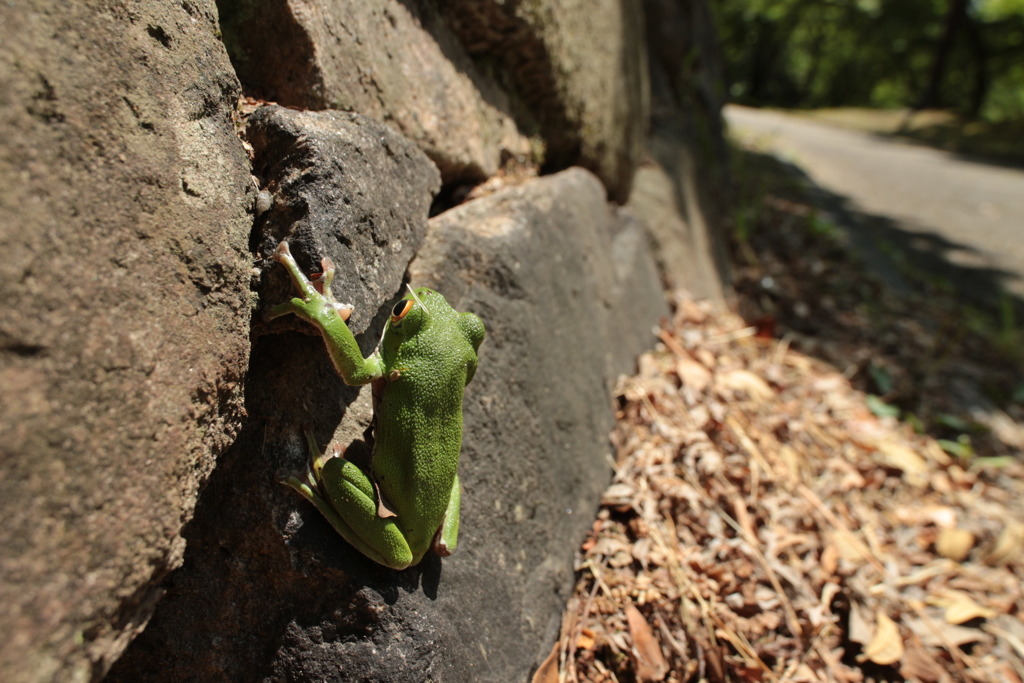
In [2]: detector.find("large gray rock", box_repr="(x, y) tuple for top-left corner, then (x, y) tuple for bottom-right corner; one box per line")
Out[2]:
(246, 104), (442, 332)
(644, 0), (728, 149)
(440, 0), (650, 202)
(107, 168), (666, 682)
(219, 0), (530, 185)
(0, 2), (254, 682)
(412, 169), (667, 390)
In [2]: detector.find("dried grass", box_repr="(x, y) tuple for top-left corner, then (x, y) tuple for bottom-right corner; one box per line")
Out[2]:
(549, 292), (1024, 683)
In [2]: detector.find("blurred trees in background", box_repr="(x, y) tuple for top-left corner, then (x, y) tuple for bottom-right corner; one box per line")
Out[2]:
(712, 0), (1024, 121)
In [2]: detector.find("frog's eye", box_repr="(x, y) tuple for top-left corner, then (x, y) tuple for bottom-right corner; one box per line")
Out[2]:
(391, 299), (414, 324)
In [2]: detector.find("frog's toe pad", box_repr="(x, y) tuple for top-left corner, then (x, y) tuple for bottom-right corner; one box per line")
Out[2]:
(333, 302), (354, 321)
(273, 241), (292, 262)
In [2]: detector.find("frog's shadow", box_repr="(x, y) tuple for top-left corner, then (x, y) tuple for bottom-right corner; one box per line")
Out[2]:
(287, 504), (444, 601)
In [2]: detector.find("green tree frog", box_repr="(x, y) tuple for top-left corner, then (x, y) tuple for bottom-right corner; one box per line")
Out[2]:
(270, 241), (485, 570)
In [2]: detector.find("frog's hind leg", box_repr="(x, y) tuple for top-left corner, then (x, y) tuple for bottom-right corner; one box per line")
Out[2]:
(279, 430), (414, 570)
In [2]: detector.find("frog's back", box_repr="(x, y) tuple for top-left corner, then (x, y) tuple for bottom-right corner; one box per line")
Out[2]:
(372, 299), (479, 555)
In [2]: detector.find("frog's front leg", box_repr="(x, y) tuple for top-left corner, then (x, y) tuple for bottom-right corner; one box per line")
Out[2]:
(281, 430), (415, 570)
(269, 241), (384, 385)
(431, 474), (462, 557)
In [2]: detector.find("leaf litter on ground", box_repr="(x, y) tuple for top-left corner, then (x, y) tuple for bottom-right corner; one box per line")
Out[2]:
(552, 292), (1024, 683)
(545, 148), (1024, 683)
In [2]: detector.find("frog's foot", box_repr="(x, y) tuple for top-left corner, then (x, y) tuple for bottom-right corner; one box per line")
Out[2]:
(304, 427), (336, 481)
(277, 428), (339, 500)
(268, 241), (353, 323)
(278, 469), (320, 505)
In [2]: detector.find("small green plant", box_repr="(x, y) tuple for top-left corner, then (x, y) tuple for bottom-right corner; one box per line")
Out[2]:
(865, 394), (900, 419)
(904, 412), (925, 434)
(867, 363), (893, 395)
(934, 413), (972, 432)
(733, 206), (751, 243)
(937, 434), (974, 460)
(807, 213), (839, 240)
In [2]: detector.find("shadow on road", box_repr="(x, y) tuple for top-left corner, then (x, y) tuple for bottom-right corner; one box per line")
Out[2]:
(871, 126), (1024, 174)
(785, 152), (1024, 322)
(729, 146), (1024, 457)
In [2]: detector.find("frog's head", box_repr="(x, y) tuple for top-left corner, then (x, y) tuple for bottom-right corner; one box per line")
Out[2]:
(381, 286), (482, 362)
(381, 287), (447, 351)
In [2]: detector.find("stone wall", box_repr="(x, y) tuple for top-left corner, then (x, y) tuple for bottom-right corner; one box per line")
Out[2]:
(0, 1), (730, 681)
(0, 2), (253, 681)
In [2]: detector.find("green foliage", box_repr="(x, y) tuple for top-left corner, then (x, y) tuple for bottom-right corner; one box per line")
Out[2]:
(711, 0), (1024, 121)
(938, 434), (975, 459)
(868, 363), (894, 395)
(978, 0), (1024, 21)
(807, 213), (839, 240)
(865, 394), (901, 418)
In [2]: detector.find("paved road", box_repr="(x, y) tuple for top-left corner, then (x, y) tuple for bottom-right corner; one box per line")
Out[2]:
(724, 105), (1024, 308)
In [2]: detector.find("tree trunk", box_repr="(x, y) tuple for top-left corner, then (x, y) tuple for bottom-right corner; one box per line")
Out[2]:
(963, 14), (989, 119)
(916, 0), (969, 110)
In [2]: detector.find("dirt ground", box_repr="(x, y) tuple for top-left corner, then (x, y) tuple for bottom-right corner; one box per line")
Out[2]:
(536, 143), (1024, 683)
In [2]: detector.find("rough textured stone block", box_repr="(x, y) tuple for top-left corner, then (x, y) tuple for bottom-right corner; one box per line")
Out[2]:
(219, 0), (529, 185)
(0, 2), (254, 681)
(440, 0), (650, 202)
(629, 155), (730, 303)
(631, 0), (732, 302)
(246, 104), (442, 332)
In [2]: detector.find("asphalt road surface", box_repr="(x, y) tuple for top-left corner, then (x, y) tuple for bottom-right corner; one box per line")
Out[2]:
(724, 105), (1024, 311)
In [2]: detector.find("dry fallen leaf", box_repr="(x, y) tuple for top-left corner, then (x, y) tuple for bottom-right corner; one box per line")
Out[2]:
(935, 527), (974, 562)
(857, 612), (904, 665)
(895, 504), (957, 528)
(876, 439), (929, 486)
(593, 536), (635, 568)
(899, 645), (949, 683)
(677, 298), (707, 324)
(779, 444), (803, 485)
(820, 543), (839, 576)
(930, 590), (998, 624)
(905, 616), (992, 647)
(847, 601), (873, 645)
(790, 663), (823, 682)
(626, 604), (669, 682)
(717, 369), (775, 402)
(601, 483), (636, 509)
(945, 597), (996, 625)
(531, 641), (560, 683)
(827, 528), (872, 565)
(676, 356), (712, 392)
(985, 520), (1024, 566)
